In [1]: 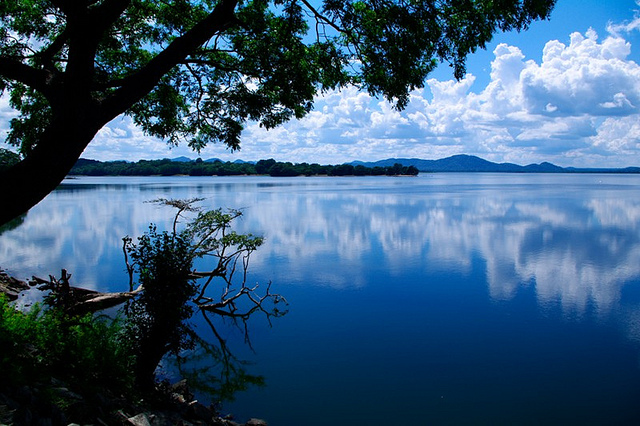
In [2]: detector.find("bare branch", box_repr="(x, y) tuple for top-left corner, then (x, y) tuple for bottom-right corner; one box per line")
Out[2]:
(147, 197), (204, 235)
(299, 0), (349, 35)
(33, 269), (142, 315)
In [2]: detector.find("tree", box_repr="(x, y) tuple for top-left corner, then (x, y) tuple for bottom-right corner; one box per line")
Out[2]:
(255, 158), (277, 175)
(267, 161), (299, 176)
(330, 163), (355, 176)
(122, 198), (285, 390)
(0, 0), (556, 226)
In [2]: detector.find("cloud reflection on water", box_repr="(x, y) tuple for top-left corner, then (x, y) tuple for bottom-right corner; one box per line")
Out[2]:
(1, 175), (639, 321)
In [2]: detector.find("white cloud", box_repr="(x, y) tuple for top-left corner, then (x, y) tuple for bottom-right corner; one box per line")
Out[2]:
(591, 115), (640, 153)
(83, 116), (184, 161)
(235, 21), (640, 167)
(521, 31), (639, 117)
(607, 2), (640, 37)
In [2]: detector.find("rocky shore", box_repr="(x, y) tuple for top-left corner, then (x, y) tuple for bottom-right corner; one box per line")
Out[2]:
(0, 378), (267, 426)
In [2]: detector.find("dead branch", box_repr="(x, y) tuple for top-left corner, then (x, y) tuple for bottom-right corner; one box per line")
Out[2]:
(33, 269), (143, 316)
(197, 279), (288, 324)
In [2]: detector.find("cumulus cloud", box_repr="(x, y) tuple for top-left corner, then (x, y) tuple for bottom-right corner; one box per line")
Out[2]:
(422, 27), (640, 165)
(237, 18), (640, 167)
(521, 30), (639, 117)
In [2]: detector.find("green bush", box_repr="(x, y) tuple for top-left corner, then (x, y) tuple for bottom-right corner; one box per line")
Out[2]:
(0, 294), (135, 396)
(123, 224), (198, 390)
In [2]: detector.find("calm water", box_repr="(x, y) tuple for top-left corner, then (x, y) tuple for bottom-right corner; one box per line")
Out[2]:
(2, 174), (640, 425)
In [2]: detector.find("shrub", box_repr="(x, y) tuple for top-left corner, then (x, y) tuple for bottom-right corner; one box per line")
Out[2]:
(122, 224), (198, 390)
(0, 294), (135, 397)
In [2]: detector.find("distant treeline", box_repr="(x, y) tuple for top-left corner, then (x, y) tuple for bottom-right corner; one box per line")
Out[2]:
(70, 158), (420, 177)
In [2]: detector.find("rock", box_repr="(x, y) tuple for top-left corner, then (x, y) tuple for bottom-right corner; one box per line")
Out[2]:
(210, 418), (241, 426)
(246, 419), (268, 426)
(186, 400), (214, 421)
(0, 270), (29, 300)
(128, 413), (152, 426)
(171, 378), (194, 403)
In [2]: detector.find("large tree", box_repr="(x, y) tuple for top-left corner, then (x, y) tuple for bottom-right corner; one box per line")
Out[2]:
(0, 0), (555, 225)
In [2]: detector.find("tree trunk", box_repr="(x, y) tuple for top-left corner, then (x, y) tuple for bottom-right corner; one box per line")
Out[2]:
(133, 326), (173, 392)
(0, 113), (104, 227)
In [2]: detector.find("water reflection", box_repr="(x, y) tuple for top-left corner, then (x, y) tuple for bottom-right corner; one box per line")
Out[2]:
(244, 179), (640, 320)
(2, 175), (640, 320)
(5, 175), (640, 424)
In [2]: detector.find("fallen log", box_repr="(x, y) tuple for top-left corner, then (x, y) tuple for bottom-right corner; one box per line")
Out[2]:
(62, 286), (143, 316)
(32, 270), (144, 315)
(2, 268), (142, 315)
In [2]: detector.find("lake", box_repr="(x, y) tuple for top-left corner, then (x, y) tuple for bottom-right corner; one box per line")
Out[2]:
(2, 173), (640, 425)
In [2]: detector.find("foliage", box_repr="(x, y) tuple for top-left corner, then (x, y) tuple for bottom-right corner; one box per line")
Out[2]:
(121, 198), (281, 391)
(0, 0), (555, 225)
(1, 197), (281, 412)
(69, 157), (420, 176)
(122, 224), (198, 389)
(0, 294), (134, 398)
(0, 148), (19, 171)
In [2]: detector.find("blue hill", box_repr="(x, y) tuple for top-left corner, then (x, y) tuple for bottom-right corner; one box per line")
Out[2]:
(350, 155), (637, 173)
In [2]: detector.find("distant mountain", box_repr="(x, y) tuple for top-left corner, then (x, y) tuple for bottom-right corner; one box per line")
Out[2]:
(350, 155), (639, 173)
(146, 154), (639, 173)
(168, 157), (257, 164)
(200, 158), (255, 164)
(171, 156), (193, 162)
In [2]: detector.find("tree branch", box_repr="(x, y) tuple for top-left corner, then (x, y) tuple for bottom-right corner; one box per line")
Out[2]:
(101, 0), (239, 118)
(88, 0), (133, 36)
(0, 57), (57, 99)
(299, 0), (349, 35)
(33, 269), (143, 316)
(36, 28), (70, 70)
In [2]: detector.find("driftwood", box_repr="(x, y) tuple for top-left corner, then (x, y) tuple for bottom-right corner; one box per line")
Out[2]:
(64, 286), (143, 315)
(32, 269), (143, 315)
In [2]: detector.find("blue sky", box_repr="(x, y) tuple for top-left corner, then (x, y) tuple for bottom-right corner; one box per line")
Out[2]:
(2, 0), (640, 167)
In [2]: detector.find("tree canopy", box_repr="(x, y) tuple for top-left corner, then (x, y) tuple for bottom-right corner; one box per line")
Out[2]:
(0, 0), (555, 225)
(68, 157), (420, 176)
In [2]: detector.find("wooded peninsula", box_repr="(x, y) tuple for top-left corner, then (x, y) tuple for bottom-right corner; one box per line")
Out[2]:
(69, 158), (420, 177)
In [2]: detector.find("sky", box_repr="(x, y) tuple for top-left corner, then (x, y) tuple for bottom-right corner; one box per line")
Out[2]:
(2, 0), (640, 168)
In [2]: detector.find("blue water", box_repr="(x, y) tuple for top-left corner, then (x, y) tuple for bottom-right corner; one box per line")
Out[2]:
(2, 174), (640, 424)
